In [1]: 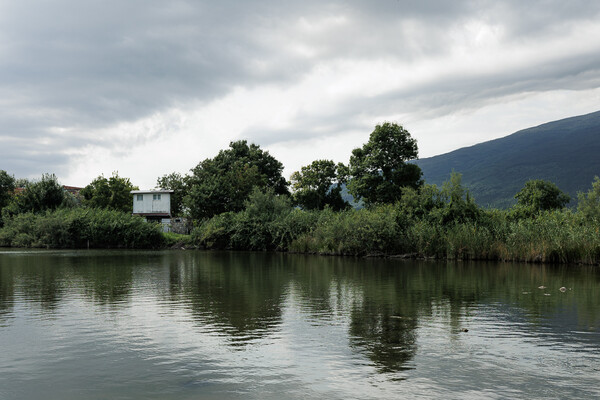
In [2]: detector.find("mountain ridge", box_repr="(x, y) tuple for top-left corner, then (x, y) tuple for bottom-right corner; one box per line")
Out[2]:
(414, 110), (600, 208)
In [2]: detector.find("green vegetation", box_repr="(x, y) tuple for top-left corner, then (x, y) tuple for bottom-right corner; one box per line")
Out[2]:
(1, 174), (69, 221)
(0, 171), (160, 249)
(157, 172), (187, 217)
(80, 172), (138, 213)
(347, 122), (422, 205)
(578, 176), (600, 222)
(0, 170), (15, 211)
(0, 208), (164, 249)
(1, 116), (599, 263)
(184, 140), (289, 220)
(511, 179), (571, 219)
(192, 173), (600, 264)
(290, 159), (348, 210)
(162, 231), (193, 248)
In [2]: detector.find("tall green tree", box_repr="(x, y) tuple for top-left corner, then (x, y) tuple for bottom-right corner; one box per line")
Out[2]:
(290, 159), (349, 210)
(577, 176), (600, 222)
(157, 172), (187, 217)
(0, 170), (16, 226)
(81, 172), (137, 213)
(0, 170), (15, 211)
(185, 140), (289, 220)
(347, 122), (422, 206)
(438, 172), (481, 224)
(396, 173), (481, 226)
(512, 179), (570, 218)
(2, 174), (66, 217)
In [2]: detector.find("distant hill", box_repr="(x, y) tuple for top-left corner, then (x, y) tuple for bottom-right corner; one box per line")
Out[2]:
(414, 111), (600, 209)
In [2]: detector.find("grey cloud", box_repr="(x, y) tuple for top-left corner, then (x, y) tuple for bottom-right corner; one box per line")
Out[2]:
(1, 0), (600, 177)
(0, 141), (72, 178)
(243, 43), (600, 148)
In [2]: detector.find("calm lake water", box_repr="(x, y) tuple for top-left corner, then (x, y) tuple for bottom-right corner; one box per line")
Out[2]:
(0, 250), (598, 399)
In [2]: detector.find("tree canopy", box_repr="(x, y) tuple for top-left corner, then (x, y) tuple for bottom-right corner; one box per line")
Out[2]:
(347, 122), (422, 205)
(577, 176), (600, 222)
(3, 174), (66, 217)
(0, 170), (15, 211)
(157, 172), (187, 216)
(290, 159), (349, 211)
(512, 179), (570, 217)
(185, 140), (289, 220)
(80, 172), (137, 213)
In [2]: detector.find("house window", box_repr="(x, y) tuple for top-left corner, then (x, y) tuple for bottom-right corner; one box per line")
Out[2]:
(153, 194), (161, 200)
(136, 194), (143, 201)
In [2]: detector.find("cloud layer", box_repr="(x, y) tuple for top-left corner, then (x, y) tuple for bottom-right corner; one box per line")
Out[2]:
(1, 0), (600, 187)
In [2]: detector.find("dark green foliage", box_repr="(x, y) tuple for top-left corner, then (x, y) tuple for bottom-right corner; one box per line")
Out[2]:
(438, 172), (481, 225)
(511, 179), (570, 218)
(577, 176), (600, 222)
(0, 208), (164, 249)
(185, 140), (289, 220)
(0, 170), (15, 211)
(0, 170), (16, 227)
(162, 231), (193, 247)
(192, 188), (293, 251)
(189, 174), (600, 264)
(395, 173), (480, 227)
(416, 110), (600, 208)
(290, 159), (349, 211)
(2, 174), (67, 219)
(80, 172), (137, 213)
(157, 172), (187, 216)
(348, 122), (422, 205)
(290, 206), (401, 255)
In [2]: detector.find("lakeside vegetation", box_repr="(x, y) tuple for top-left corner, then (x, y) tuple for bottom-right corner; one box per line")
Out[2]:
(192, 178), (600, 264)
(1, 122), (599, 264)
(0, 208), (164, 249)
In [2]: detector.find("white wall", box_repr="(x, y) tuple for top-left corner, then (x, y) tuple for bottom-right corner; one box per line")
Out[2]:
(132, 193), (171, 214)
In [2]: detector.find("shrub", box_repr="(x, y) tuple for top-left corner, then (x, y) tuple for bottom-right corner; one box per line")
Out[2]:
(0, 208), (164, 249)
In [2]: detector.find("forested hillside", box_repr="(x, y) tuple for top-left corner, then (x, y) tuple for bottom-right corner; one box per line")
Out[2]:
(415, 111), (600, 208)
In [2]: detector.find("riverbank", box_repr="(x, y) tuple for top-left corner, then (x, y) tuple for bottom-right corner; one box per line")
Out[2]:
(190, 205), (600, 265)
(1, 203), (599, 265)
(0, 208), (164, 249)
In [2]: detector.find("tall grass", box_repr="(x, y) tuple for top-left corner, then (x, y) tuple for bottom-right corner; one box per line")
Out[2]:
(191, 203), (600, 264)
(287, 206), (400, 255)
(0, 208), (165, 249)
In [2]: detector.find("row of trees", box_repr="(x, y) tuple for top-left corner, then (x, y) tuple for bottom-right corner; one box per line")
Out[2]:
(0, 171), (138, 228)
(156, 122), (590, 222)
(2, 121), (599, 236)
(155, 123), (426, 220)
(0, 122), (427, 231)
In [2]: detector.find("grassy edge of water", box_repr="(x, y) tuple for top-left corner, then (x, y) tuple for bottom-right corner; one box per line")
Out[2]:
(0, 206), (599, 266)
(190, 206), (600, 266)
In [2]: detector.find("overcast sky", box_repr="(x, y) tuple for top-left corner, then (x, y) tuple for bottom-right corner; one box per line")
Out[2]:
(1, 0), (600, 188)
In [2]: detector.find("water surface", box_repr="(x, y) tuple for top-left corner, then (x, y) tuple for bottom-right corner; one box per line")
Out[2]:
(0, 250), (598, 399)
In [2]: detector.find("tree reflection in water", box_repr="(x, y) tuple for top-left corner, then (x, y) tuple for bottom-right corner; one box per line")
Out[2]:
(0, 250), (598, 376)
(166, 251), (289, 344)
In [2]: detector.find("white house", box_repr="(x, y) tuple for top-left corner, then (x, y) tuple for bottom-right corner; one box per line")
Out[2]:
(131, 189), (174, 231)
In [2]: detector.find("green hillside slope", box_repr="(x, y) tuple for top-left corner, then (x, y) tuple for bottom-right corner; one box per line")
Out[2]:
(415, 110), (600, 208)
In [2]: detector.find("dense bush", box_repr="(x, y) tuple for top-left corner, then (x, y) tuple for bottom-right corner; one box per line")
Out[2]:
(0, 208), (165, 249)
(289, 206), (400, 255)
(578, 176), (600, 223)
(189, 181), (600, 264)
(192, 188), (296, 251)
(3, 170), (595, 264)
